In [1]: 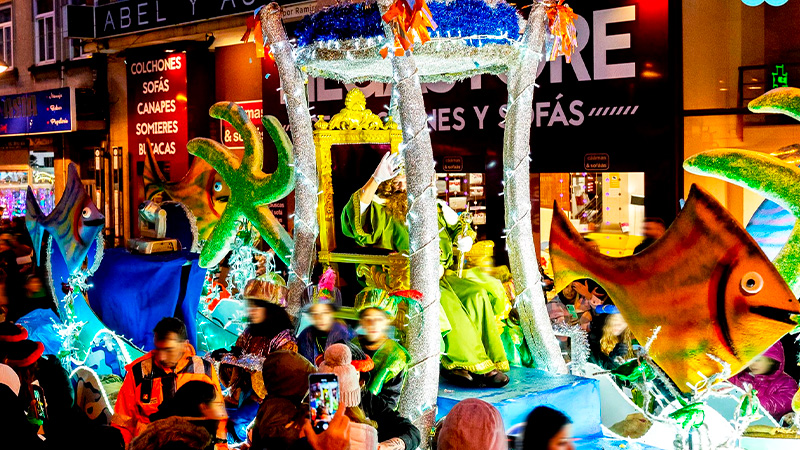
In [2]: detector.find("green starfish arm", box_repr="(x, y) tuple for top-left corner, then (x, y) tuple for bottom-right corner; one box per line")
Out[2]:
(748, 87), (800, 122)
(260, 115), (295, 200)
(201, 205), (241, 268)
(684, 149), (800, 296)
(187, 102), (296, 268)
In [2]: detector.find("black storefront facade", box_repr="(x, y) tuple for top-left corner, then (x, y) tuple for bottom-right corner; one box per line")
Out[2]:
(67, 0), (682, 255)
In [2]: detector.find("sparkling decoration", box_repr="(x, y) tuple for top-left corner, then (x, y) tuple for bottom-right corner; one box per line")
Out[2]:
(552, 322), (589, 374)
(503, 0), (567, 373)
(381, 0), (437, 56)
(375, 0), (440, 442)
(187, 104), (295, 269)
(0, 186), (53, 218)
(294, 0), (524, 83)
(748, 86), (800, 121)
(204, 352), (266, 373)
(684, 149), (800, 297)
(295, 0), (519, 47)
(259, 4), (320, 319)
(544, 0), (578, 62)
(224, 222), (275, 292)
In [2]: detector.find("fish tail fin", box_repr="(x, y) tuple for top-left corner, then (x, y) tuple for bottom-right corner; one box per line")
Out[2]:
(143, 138), (168, 200)
(25, 186), (45, 266)
(549, 202), (608, 292)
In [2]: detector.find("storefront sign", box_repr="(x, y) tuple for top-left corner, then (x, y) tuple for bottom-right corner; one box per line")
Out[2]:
(441, 156), (464, 172)
(66, 0), (300, 39)
(220, 100), (264, 150)
(584, 153), (610, 171)
(0, 88), (75, 136)
(127, 52), (188, 178)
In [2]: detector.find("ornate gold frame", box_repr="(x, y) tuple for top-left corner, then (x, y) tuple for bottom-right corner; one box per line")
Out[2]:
(314, 88), (407, 291)
(314, 88), (403, 252)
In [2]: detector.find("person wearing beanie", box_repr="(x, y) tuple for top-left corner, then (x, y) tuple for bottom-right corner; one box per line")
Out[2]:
(522, 406), (575, 450)
(319, 343), (379, 450)
(437, 398), (506, 450)
(211, 276), (297, 443)
(297, 269), (356, 365)
(0, 321), (28, 344)
(319, 343), (421, 450)
(252, 350), (317, 450)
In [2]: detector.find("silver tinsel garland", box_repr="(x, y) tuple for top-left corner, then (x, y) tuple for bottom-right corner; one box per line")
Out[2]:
(376, 0), (441, 444)
(259, 4), (319, 320)
(503, 0), (567, 373)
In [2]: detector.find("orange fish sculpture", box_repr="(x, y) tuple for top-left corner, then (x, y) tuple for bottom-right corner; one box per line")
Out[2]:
(550, 185), (800, 391)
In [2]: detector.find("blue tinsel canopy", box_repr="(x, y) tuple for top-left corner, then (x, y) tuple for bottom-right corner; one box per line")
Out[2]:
(295, 0), (521, 47)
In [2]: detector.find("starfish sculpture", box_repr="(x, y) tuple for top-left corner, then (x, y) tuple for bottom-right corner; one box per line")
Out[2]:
(684, 87), (800, 296)
(187, 102), (295, 268)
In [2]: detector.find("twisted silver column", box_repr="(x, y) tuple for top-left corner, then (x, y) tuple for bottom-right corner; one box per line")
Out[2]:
(502, 1), (567, 373)
(378, 0), (441, 444)
(259, 4), (319, 319)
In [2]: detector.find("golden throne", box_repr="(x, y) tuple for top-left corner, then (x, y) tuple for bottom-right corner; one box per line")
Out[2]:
(314, 88), (409, 293)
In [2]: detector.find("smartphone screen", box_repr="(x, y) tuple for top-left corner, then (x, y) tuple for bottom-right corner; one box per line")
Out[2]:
(309, 373), (339, 434)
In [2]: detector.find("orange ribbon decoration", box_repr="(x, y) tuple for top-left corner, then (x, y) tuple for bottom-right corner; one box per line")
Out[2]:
(545, 0), (578, 63)
(381, 0), (437, 58)
(241, 15), (266, 58)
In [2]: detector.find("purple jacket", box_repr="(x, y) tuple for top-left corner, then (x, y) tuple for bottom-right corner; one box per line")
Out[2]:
(297, 320), (355, 365)
(729, 342), (798, 420)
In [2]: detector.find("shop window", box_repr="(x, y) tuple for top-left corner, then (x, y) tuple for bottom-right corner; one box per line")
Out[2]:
(34, 0), (56, 65)
(539, 172), (646, 264)
(0, 6), (11, 68)
(68, 0), (90, 59)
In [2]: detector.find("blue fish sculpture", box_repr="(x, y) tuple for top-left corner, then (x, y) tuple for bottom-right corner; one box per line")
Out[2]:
(26, 164), (105, 274)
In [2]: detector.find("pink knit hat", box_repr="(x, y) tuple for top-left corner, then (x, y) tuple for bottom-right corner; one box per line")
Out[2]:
(319, 343), (360, 407)
(438, 398), (506, 450)
(0, 363), (20, 396)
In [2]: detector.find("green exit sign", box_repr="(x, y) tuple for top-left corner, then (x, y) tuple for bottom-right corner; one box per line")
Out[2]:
(772, 64), (789, 88)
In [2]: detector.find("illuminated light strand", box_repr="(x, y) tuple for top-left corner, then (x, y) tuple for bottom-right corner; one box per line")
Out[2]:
(501, 1), (567, 373)
(260, 5), (320, 318)
(376, 0), (440, 436)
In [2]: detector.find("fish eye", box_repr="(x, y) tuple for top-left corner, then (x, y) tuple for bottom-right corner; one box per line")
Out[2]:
(81, 207), (91, 219)
(213, 182), (223, 192)
(740, 272), (764, 294)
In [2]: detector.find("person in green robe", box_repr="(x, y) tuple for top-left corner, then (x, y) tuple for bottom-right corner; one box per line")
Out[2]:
(353, 287), (414, 409)
(341, 152), (510, 387)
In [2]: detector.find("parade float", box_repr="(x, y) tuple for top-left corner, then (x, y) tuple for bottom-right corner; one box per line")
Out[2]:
(12, 1), (800, 449)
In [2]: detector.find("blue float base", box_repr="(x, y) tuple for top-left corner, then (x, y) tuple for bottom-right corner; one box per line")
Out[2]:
(437, 367), (602, 438)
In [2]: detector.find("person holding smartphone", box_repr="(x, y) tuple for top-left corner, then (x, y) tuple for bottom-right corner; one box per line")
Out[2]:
(252, 350), (317, 450)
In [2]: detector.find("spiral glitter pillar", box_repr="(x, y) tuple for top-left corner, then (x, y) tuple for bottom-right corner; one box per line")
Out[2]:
(260, 4), (318, 319)
(502, 1), (567, 373)
(378, 0), (441, 443)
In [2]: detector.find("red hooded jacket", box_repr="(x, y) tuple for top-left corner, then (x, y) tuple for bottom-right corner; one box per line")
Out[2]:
(729, 341), (798, 420)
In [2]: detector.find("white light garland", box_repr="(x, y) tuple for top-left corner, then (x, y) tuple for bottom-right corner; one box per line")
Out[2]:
(260, 5), (320, 320)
